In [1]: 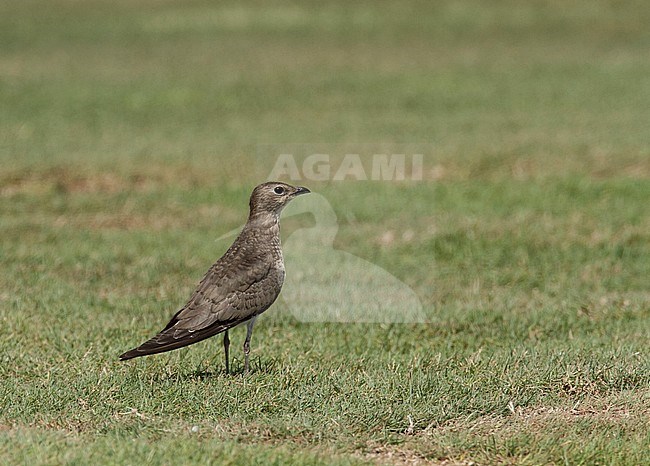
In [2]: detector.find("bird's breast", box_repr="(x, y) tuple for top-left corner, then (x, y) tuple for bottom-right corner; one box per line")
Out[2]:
(275, 261), (286, 285)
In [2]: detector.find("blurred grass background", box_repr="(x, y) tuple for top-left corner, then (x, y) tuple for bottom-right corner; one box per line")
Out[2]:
(1, 1), (649, 464)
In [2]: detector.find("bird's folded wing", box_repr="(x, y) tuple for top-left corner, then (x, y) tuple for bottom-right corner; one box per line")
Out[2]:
(119, 244), (283, 359)
(138, 259), (278, 351)
(172, 255), (275, 328)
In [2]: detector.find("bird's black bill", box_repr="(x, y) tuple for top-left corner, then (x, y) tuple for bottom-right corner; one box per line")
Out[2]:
(294, 186), (311, 195)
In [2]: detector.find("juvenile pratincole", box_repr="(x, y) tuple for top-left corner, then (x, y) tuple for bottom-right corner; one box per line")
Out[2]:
(119, 182), (310, 374)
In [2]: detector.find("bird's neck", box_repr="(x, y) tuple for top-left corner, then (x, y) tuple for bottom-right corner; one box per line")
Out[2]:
(246, 211), (280, 232)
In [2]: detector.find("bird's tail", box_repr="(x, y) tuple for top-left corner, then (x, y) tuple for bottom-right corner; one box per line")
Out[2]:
(119, 347), (148, 361)
(118, 333), (201, 360)
(119, 322), (234, 361)
(119, 337), (174, 360)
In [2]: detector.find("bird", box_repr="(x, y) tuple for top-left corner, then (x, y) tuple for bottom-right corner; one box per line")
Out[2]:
(119, 181), (311, 374)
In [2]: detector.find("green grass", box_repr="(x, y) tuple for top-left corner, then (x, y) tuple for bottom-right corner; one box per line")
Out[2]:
(1, 0), (649, 464)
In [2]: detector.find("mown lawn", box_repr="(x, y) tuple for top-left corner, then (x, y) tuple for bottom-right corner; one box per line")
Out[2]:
(1, 1), (649, 464)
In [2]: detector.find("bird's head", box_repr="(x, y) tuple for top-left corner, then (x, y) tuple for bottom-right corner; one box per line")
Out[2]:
(249, 181), (311, 218)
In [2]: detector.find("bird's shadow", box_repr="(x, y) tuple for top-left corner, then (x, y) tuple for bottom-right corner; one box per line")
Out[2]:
(161, 356), (279, 382)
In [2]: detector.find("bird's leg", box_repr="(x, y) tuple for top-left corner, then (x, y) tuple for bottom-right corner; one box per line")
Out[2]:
(243, 316), (257, 375)
(223, 330), (230, 375)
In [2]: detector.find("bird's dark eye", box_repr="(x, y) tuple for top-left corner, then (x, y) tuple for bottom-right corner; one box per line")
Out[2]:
(273, 186), (285, 195)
